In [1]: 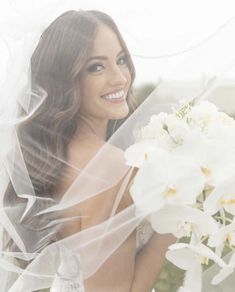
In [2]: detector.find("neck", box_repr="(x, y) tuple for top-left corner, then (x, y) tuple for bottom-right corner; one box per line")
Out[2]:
(77, 116), (108, 141)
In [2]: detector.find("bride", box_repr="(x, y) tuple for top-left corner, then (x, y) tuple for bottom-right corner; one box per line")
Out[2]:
(1, 10), (174, 291)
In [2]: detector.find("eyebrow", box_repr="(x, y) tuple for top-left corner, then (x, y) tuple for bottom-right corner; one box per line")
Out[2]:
(86, 49), (125, 62)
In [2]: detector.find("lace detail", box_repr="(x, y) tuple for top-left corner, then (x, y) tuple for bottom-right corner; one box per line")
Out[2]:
(50, 244), (85, 292)
(50, 278), (84, 292)
(136, 219), (155, 254)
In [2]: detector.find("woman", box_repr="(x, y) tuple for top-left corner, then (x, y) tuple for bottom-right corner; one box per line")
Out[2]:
(1, 10), (174, 291)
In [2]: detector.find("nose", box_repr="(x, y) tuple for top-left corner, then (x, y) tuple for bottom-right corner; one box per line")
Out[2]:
(108, 65), (128, 87)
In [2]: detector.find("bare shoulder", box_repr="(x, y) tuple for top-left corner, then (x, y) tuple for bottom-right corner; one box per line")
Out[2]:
(57, 136), (134, 232)
(55, 138), (106, 238)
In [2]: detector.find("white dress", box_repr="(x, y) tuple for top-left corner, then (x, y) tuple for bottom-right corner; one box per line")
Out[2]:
(136, 218), (155, 253)
(50, 245), (85, 292)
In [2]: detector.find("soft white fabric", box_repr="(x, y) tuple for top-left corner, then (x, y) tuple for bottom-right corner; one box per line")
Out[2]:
(1, 3), (235, 292)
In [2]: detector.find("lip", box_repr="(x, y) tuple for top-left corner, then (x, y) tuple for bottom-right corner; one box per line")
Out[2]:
(101, 88), (125, 98)
(101, 89), (127, 103)
(104, 97), (126, 103)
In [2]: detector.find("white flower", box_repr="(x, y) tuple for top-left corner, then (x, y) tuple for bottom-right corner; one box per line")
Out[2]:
(125, 99), (235, 290)
(208, 219), (235, 249)
(151, 204), (218, 239)
(166, 243), (226, 292)
(207, 111), (235, 143)
(134, 112), (191, 150)
(196, 143), (235, 187)
(186, 101), (218, 132)
(130, 152), (205, 214)
(162, 114), (190, 145)
(136, 112), (169, 141)
(204, 176), (235, 216)
(212, 252), (235, 285)
(124, 140), (162, 168)
(183, 99), (235, 148)
(174, 129), (235, 187)
(167, 242), (226, 269)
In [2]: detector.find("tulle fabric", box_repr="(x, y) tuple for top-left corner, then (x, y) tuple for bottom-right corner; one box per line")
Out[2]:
(0, 2), (235, 292)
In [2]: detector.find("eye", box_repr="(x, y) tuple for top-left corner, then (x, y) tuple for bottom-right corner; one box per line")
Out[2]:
(117, 55), (128, 65)
(86, 63), (104, 73)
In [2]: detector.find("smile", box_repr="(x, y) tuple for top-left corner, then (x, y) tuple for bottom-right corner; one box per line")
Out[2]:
(101, 89), (126, 102)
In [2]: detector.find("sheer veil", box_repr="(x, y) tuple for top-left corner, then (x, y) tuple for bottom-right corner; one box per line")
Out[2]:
(0, 1), (235, 291)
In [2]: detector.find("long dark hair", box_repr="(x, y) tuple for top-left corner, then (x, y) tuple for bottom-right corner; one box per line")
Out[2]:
(3, 10), (137, 252)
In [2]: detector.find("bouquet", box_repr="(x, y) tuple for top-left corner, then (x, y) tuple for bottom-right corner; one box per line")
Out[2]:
(125, 99), (235, 292)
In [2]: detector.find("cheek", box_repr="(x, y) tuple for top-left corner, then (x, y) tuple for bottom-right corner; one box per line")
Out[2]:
(81, 80), (93, 99)
(124, 68), (132, 88)
(80, 87), (96, 111)
(81, 76), (104, 99)
(79, 77), (106, 115)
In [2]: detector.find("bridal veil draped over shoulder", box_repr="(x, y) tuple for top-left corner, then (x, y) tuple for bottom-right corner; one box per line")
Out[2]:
(1, 1), (235, 291)
(0, 3), (166, 291)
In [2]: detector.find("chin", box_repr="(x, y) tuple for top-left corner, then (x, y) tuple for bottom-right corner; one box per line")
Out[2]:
(110, 106), (129, 120)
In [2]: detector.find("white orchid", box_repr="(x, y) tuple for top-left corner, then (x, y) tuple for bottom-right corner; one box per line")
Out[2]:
(208, 219), (235, 249)
(136, 112), (191, 150)
(160, 114), (190, 146)
(151, 204), (218, 239)
(204, 176), (235, 216)
(212, 252), (235, 285)
(187, 102), (235, 147)
(130, 151), (205, 214)
(124, 139), (159, 168)
(207, 111), (235, 143)
(166, 243), (226, 292)
(135, 112), (169, 141)
(173, 129), (235, 187)
(185, 101), (219, 132)
(124, 99), (235, 290)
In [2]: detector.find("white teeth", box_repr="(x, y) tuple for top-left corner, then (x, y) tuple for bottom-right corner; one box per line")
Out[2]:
(102, 90), (125, 100)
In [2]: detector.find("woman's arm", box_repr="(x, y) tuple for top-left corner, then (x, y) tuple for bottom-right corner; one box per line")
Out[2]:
(131, 233), (176, 292)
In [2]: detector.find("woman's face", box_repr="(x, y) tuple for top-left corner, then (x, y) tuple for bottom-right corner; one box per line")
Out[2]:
(79, 24), (132, 122)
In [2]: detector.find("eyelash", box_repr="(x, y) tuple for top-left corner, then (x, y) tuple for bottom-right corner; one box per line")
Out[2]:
(86, 63), (104, 73)
(86, 55), (128, 73)
(117, 55), (128, 65)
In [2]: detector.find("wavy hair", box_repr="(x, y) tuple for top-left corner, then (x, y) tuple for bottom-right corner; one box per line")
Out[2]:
(4, 10), (137, 252)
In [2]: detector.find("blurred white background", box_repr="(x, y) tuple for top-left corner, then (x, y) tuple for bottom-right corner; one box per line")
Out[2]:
(0, 0), (235, 114)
